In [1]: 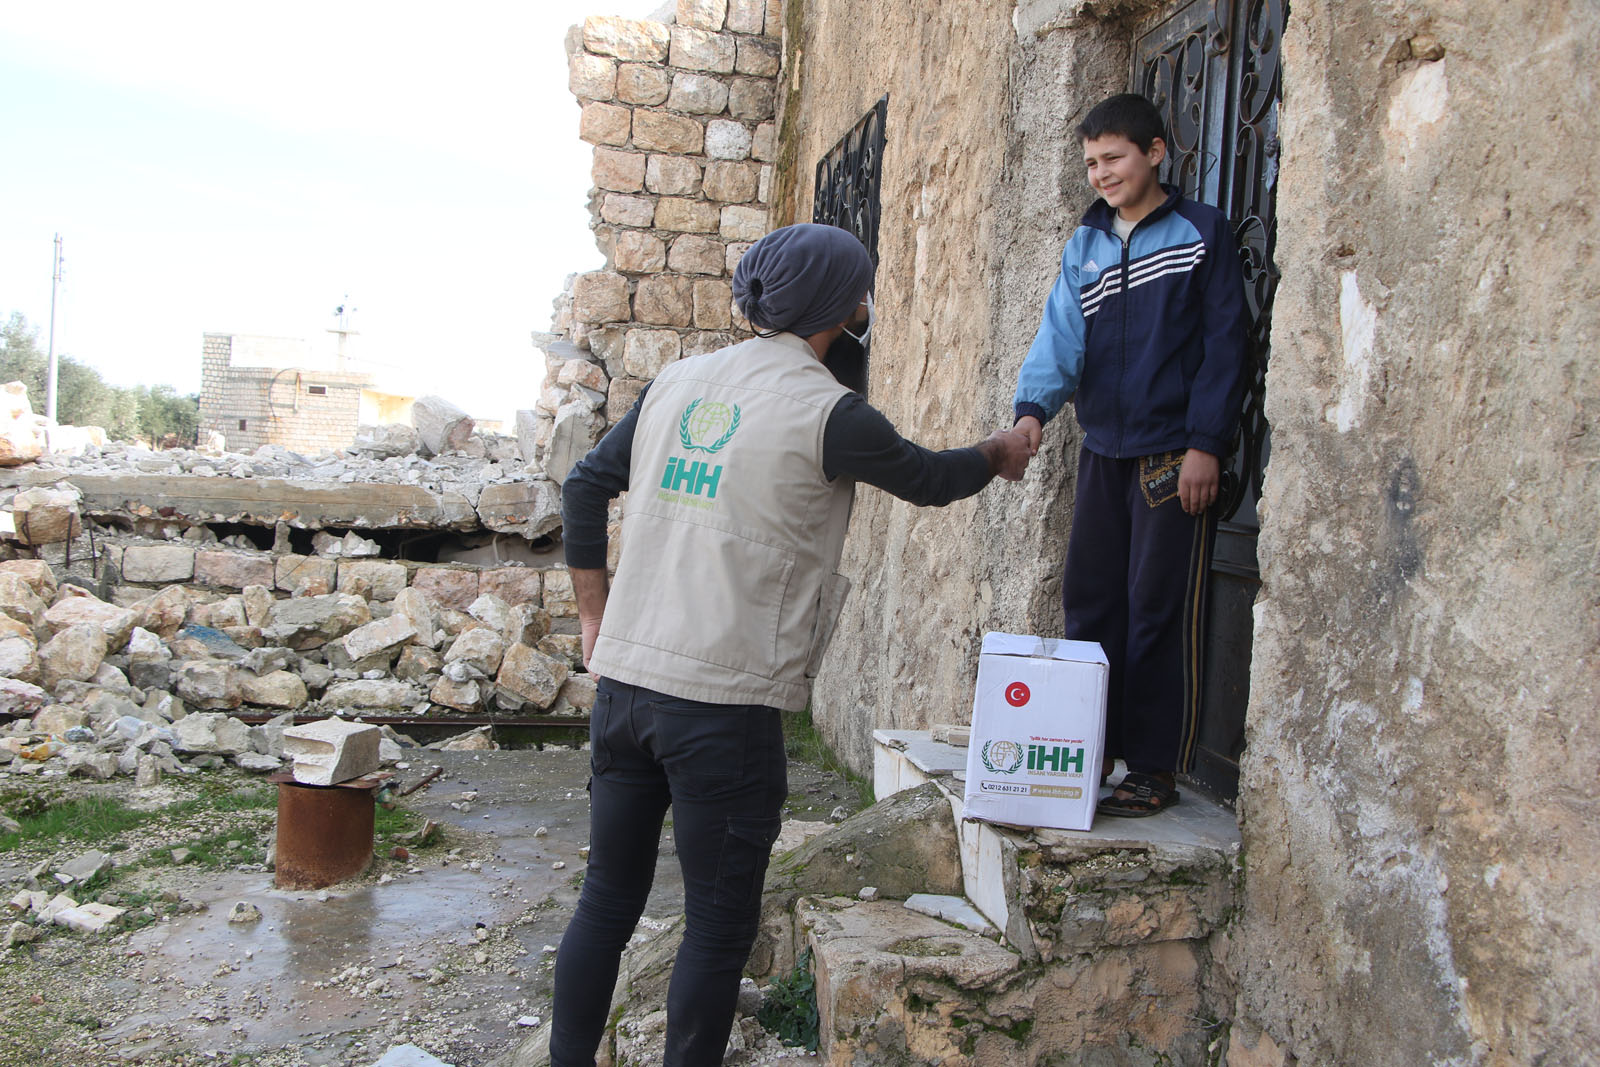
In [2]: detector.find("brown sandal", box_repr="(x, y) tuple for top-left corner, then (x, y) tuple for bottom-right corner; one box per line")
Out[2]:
(1097, 772), (1179, 818)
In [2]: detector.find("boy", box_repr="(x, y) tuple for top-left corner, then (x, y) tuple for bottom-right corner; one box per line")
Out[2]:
(1013, 93), (1248, 816)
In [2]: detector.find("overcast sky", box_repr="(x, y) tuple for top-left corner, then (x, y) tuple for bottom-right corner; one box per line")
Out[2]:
(0, 1), (665, 425)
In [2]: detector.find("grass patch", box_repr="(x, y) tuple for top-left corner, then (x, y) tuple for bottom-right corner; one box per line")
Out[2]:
(0, 795), (150, 853)
(782, 706), (874, 810)
(757, 949), (820, 1051)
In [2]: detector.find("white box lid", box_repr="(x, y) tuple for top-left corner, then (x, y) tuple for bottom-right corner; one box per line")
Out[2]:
(980, 630), (1108, 665)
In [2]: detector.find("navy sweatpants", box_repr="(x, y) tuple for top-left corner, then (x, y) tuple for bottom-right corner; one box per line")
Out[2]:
(1061, 446), (1216, 776)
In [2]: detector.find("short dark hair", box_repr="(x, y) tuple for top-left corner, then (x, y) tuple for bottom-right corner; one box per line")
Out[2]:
(1076, 93), (1167, 151)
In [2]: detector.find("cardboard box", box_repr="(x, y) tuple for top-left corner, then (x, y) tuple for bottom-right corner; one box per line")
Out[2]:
(961, 632), (1109, 832)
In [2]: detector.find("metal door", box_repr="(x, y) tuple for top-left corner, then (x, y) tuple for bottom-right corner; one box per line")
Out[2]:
(1133, 0), (1285, 801)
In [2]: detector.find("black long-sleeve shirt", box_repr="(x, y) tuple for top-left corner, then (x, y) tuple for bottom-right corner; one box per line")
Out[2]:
(561, 384), (993, 570)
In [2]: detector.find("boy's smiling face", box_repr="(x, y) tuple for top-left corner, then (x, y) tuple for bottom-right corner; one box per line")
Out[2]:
(1083, 133), (1168, 222)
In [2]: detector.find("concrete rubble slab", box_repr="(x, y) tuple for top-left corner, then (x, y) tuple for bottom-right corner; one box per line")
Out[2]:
(370, 1044), (456, 1067)
(903, 893), (997, 937)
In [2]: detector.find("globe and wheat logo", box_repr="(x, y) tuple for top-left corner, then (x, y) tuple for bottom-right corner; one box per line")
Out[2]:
(679, 398), (742, 454)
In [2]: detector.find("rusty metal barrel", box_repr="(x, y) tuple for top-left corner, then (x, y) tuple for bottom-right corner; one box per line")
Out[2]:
(271, 771), (387, 890)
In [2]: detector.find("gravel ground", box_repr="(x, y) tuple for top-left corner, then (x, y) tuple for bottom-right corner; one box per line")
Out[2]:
(0, 744), (861, 1066)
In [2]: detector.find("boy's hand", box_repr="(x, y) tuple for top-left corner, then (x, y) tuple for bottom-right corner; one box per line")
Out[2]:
(981, 428), (1033, 482)
(1178, 449), (1220, 515)
(1014, 415), (1042, 455)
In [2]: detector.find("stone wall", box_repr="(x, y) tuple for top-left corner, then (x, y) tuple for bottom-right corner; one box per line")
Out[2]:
(780, 0), (1600, 1063)
(531, 1), (785, 478)
(198, 333), (370, 454)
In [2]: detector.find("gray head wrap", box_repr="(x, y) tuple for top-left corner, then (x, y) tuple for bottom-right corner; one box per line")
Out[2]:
(731, 224), (874, 337)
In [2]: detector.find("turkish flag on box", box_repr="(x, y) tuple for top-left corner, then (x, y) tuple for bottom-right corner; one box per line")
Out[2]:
(962, 632), (1109, 832)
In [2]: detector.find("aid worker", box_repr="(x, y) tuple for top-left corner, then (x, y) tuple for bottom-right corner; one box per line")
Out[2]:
(549, 223), (1032, 1066)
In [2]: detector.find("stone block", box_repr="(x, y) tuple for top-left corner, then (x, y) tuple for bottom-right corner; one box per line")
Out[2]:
(728, 77), (775, 121)
(0, 559), (55, 598)
(431, 675), (482, 712)
(705, 119), (753, 160)
(478, 568), (542, 608)
(580, 101), (632, 146)
(668, 234), (726, 275)
(0, 677), (45, 715)
(764, 0), (781, 35)
(263, 593), (371, 650)
(667, 72), (729, 115)
(571, 271), (633, 323)
(195, 550), (276, 590)
(599, 194), (656, 229)
(0, 572), (46, 628)
(759, 163), (772, 203)
(544, 399), (607, 485)
(131, 585), (188, 638)
(54, 902), (124, 934)
(283, 719), (381, 786)
(40, 623), (107, 690)
(582, 16), (670, 62)
(720, 204), (768, 241)
(0, 636), (38, 683)
(677, 0), (726, 31)
(592, 147), (646, 193)
(238, 670), (306, 709)
(409, 567), (479, 612)
(670, 26), (736, 73)
(275, 555), (338, 597)
(725, 240), (754, 274)
(726, 0), (764, 33)
(735, 35), (779, 76)
(694, 279), (734, 329)
(122, 544), (195, 583)
(43, 597), (136, 651)
(10, 487), (81, 545)
(612, 230), (667, 272)
(703, 160), (758, 203)
(616, 63), (671, 106)
(174, 662), (242, 711)
(568, 52), (617, 101)
(682, 330), (733, 357)
(496, 643), (570, 709)
(634, 275), (695, 327)
(654, 197), (721, 234)
(607, 377), (648, 424)
(538, 633), (584, 670)
(631, 110), (704, 154)
(444, 627), (507, 677)
(644, 154), (702, 196)
(542, 569), (577, 617)
(322, 678), (414, 711)
(751, 121), (777, 162)
(394, 644), (441, 682)
(557, 358), (610, 393)
(477, 480), (562, 539)
(337, 560), (407, 601)
(341, 614), (418, 660)
(411, 394), (474, 455)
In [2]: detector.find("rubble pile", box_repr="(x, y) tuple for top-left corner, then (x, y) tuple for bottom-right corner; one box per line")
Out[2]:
(0, 554), (596, 786)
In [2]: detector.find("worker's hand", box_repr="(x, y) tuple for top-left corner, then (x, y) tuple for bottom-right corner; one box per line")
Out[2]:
(1177, 448), (1220, 515)
(1014, 415), (1042, 455)
(580, 616), (602, 673)
(982, 428), (1033, 482)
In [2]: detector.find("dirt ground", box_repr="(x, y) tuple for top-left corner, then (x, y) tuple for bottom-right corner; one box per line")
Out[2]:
(0, 742), (865, 1066)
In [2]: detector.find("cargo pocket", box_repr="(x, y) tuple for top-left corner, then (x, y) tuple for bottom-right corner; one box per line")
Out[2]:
(803, 572), (852, 679)
(589, 686), (615, 777)
(713, 814), (782, 910)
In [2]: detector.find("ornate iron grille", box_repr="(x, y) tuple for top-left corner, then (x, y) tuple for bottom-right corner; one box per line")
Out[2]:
(813, 96), (888, 266)
(1138, 0), (1284, 524)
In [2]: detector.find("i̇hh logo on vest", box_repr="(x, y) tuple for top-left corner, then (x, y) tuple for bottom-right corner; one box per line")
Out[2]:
(660, 398), (741, 504)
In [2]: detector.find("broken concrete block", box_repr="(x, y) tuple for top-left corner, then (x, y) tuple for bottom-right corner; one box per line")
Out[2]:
(37, 893), (78, 924)
(0, 639), (41, 685)
(351, 423), (421, 457)
(312, 531), (345, 557)
(341, 614), (418, 661)
(121, 544), (196, 583)
(321, 678), (414, 710)
(544, 397), (607, 484)
(408, 568), (479, 612)
(43, 597), (136, 650)
(39, 623), (107, 690)
(174, 661), (241, 710)
(172, 712), (253, 755)
(412, 395), (475, 456)
(263, 593), (371, 650)
(514, 410), (541, 466)
(66, 750), (118, 779)
(54, 901), (125, 934)
(10, 486), (82, 545)
(0, 678), (46, 717)
(0, 572), (48, 626)
(283, 720), (381, 786)
(477, 481), (563, 539)
(54, 850), (112, 886)
(495, 644), (570, 710)
(238, 670), (307, 709)
(337, 560), (408, 602)
(135, 755), (161, 787)
(444, 627), (507, 677)
(194, 549), (277, 590)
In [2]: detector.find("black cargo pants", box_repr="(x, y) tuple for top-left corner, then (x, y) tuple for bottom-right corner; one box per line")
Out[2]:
(549, 677), (786, 1067)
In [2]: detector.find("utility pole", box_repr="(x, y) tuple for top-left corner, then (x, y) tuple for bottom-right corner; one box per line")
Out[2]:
(45, 234), (62, 423)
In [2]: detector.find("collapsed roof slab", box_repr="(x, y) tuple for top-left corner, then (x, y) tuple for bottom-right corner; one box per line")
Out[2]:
(53, 473), (480, 532)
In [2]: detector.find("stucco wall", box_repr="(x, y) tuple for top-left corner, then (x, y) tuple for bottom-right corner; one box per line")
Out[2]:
(1235, 2), (1600, 1063)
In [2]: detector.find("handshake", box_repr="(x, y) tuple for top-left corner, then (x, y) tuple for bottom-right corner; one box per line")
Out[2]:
(981, 414), (1043, 483)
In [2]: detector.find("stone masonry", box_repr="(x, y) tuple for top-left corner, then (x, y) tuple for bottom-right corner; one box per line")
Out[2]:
(523, 1), (783, 482)
(198, 334), (372, 455)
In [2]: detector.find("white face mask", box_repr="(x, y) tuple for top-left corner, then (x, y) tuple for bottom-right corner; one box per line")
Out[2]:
(842, 291), (875, 346)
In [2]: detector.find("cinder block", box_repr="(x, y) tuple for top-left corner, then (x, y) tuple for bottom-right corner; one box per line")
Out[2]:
(282, 720), (381, 786)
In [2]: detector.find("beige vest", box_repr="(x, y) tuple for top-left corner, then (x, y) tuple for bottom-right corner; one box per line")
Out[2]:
(588, 332), (855, 711)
